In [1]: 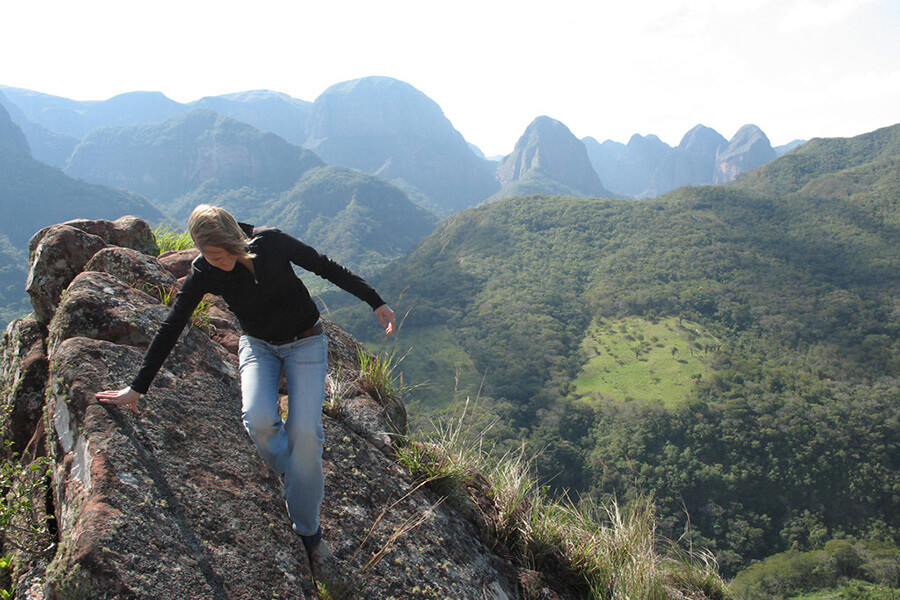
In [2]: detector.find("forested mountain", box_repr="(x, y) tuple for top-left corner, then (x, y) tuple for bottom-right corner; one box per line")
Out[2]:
(493, 116), (614, 201)
(239, 166), (437, 278)
(192, 90), (312, 147)
(64, 108), (324, 211)
(303, 76), (500, 215)
(334, 123), (900, 577)
(0, 102), (162, 325)
(0, 90), (78, 167)
(60, 109), (436, 278)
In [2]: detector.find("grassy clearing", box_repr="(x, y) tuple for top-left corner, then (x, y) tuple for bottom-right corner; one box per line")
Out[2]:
(573, 316), (720, 407)
(393, 402), (729, 600)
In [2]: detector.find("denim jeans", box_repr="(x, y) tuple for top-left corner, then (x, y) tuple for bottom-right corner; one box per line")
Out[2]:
(237, 330), (328, 536)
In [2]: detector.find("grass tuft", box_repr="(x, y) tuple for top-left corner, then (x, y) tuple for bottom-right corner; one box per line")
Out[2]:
(393, 403), (730, 600)
(153, 224), (194, 253)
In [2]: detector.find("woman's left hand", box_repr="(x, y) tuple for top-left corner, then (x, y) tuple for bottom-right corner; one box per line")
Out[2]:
(375, 304), (396, 335)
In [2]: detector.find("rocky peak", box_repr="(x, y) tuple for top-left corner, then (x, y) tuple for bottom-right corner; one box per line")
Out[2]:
(715, 124), (777, 183)
(307, 76), (453, 142)
(643, 124), (729, 193)
(496, 116), (611, 198)
(303, 76), (499, 215)
(678, 124), (728, 157)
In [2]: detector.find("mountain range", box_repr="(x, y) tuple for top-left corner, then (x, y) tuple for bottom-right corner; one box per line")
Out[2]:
(583, 123), (791, 198)
(2, 77), (795, 211)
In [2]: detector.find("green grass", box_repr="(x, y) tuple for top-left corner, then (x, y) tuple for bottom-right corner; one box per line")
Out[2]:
(573, 316), (719, 407)
(153, 224), (194, 252)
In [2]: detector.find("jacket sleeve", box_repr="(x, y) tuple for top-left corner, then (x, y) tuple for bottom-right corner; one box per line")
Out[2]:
(130, 272), (207, 394)
(277, 230), (386, 310)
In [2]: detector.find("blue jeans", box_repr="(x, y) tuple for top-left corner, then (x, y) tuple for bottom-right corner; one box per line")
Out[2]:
(237, 331), (328, 536)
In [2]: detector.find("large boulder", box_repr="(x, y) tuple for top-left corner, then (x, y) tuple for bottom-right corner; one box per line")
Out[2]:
(28, 216), (158, 260)
(26, 217), (160, 324)
(84, 246), (178, 294)
(26, 225), (108, 324)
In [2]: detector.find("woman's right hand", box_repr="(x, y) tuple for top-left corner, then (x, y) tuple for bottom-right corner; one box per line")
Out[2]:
(95, 387), (141, 414)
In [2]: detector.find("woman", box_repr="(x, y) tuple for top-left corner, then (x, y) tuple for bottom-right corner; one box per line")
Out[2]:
(96, 204), (395, 579)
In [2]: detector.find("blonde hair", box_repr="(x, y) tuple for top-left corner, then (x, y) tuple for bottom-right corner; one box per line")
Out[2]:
(188, 204), (254, 259)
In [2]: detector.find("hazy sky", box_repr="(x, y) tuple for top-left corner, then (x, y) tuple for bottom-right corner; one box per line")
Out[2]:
(3, 0), (898, 156)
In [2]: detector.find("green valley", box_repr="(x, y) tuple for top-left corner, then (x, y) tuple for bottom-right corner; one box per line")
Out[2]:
(330, 123), (900, 578)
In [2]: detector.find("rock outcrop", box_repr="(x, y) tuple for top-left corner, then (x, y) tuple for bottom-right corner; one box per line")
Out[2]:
(494, 116), (613, 201)
(714, 124), (777, 184)
(1, 216), (542, 599)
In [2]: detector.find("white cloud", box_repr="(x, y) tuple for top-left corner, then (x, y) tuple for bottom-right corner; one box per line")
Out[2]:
(778, 0), (879, 33)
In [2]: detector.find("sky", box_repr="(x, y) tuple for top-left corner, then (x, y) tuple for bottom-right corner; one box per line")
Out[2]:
(2, 0), (899, 156)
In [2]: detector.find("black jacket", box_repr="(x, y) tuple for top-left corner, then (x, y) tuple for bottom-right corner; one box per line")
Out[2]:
(130, 225), (384, 394)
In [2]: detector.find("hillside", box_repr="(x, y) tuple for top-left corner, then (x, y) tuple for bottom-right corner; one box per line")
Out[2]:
(256, 166), (438, 278)
(334, 123), (900, 575)
(64, 108), (324, 207)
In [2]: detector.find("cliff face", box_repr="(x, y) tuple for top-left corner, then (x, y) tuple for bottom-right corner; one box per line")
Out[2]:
(714, 124), (776, 184)
(0, 217), (548, 600)
(495, 116), (612, 200)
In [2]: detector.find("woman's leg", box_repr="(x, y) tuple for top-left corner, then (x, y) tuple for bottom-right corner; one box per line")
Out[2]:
(238, 335), (288, 475)
(281, 332), (328, 537)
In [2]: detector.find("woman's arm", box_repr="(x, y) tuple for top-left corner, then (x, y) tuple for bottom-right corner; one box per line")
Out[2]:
(96, 272), (206, 409)
(277, 230), (396, 334)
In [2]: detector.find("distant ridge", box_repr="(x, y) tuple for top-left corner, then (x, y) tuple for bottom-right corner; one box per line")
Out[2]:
(585, 124), (782, 197)
(60, 108), (436, 277)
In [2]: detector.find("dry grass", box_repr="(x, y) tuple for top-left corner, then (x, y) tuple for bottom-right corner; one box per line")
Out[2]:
(393, 401), (730, 600)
